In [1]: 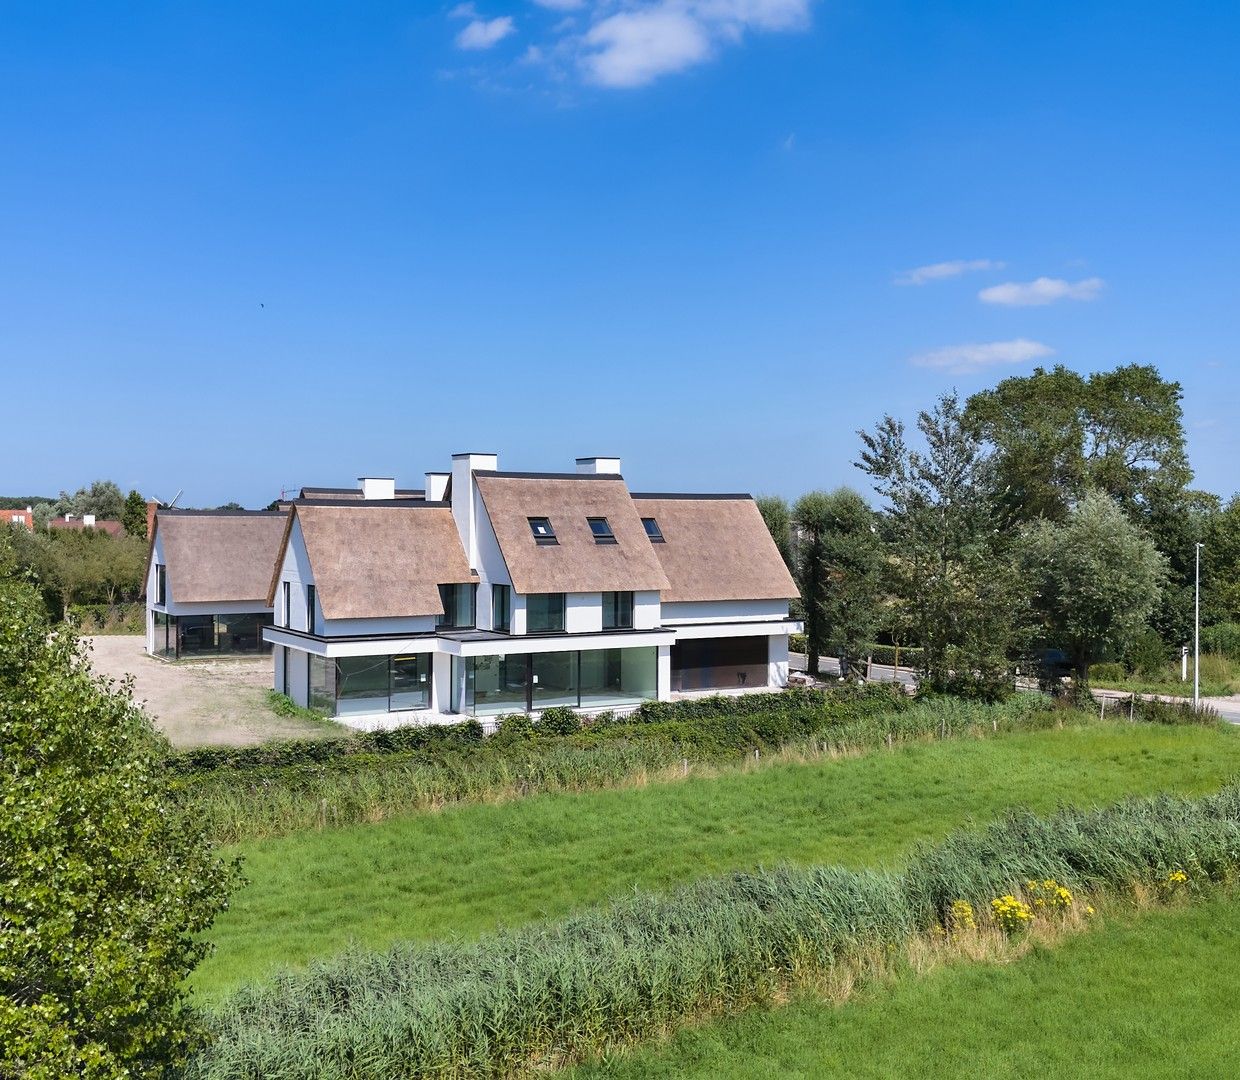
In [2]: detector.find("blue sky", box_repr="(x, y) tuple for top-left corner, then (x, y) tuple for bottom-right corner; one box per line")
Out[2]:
(2, 1), (1237, 507)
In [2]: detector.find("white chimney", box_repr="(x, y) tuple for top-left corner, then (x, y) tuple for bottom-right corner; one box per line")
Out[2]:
(450, 452), (499, 570)
(576, 456), (622, 475)
(358, 477), (396, 500)
(425, 472), (449, 502)
(83, 514), (96, 527)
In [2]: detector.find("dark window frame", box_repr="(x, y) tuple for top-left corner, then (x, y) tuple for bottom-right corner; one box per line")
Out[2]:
(528, 517), (558, 545)
(526, 591), (566, 634)
(602, 590), (634, 630)
(437, 582), (478, 629)
(587, 517), (617, 544)
(305, 584), (316, 633)
(154, 564), (167, 605)
(282, 581), (292, 627)
(492, 583), (512, 633)
(641, 517), (665, 543)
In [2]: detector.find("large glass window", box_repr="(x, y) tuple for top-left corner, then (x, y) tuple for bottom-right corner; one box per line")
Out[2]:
(579, 647), (657, 707)
(449, 647), (659, 715)
(177, 614), (216, 655)
(155, 564), (167, 604)
(469, 653), (530, 715)
(389, 654), (430, 711)
(153, 610), (174, 659)
(532, 651), (577, 709)
(438, 583), (477, 629)
(308, 654), (334, 713)
(492, 584), (511, 633)
(671, 636), (769, 692)
(282, 581), (292, 627)
(526, 592), (565, 634)
(602, 591), (633, 630)
(215, 613), (270, 653)
(335, 655), (391, 715)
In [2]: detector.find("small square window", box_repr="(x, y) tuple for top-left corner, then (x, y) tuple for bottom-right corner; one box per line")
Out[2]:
(642, 517), (664, 543)
(528, 517), (558, 545)
(588, 517), (616, 544)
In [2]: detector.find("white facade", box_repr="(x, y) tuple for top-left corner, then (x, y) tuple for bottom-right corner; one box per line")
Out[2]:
(250, 455), (799, 728)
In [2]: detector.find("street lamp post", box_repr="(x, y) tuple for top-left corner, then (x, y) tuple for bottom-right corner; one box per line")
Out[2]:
(1194, 542), (1204, 711)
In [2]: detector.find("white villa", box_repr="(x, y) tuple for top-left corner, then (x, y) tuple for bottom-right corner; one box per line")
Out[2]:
(146, 453), (801, 727)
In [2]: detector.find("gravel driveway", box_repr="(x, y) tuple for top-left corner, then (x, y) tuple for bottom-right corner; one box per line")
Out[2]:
(85, 635), (340, 748)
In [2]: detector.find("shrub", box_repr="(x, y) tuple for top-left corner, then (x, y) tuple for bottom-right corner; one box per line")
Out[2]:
(187, 784), (1240, 1079)
(0, 567), (236, 1078)
(534, 705), (581, 736)
(1089, 662), (1126, 683)
(1202, 622), (1240, 659)
(1125, 628), (1172, 677)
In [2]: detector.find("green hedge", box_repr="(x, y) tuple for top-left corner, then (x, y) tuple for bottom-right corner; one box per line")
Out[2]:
(166, 687), (877, 776)
(187, 783), (1240, 1079)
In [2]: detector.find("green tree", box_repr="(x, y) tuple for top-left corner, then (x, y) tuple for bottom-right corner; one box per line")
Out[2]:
(0, 534), (236, 1077)
(792, 489), (880, 678)
(1203, 495), (1240, 626)
(54, 480), (126, 522)
(1017, 491), (1168, 682)
(857, 392), (1027, 698)
(122, 490), (149, 539)
(214, 501), (245, 512)
(755, 495), (794, 572)
(964, 363), (1191, 523)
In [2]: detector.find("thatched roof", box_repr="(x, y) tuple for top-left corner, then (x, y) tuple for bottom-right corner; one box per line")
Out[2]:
(630, 495), (799, 603)
(271, 503), (472, 620)
(153, 510), (287, 604)
(476, 473), (669, 595)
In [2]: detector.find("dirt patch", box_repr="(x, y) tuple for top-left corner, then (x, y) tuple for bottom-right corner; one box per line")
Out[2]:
(85, 635), (340, 748)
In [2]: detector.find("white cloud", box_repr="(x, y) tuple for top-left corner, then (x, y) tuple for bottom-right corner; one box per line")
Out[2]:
(449, 2), (478, 17)
(531, 0), (585, 10)
(456, 14), (516, 50)
(581, 8), (713, 87)
(895, 259), (1003, 286)
(978, 276), (1105, 307)
(578, 0), (811, 88)
(781, 132), (795, 151)
(909, 338), (1055, 375)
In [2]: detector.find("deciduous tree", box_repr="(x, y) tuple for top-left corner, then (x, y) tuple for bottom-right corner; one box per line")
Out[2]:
(756, 495), (794, 572)
(0, 535), (236, 1077)
(1017, 491), (1168, 682)
(857, 392), (1027, 697)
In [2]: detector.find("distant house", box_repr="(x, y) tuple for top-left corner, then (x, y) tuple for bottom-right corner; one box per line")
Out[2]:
(6, 507), (33, 530)
(144, 509), (287, 659)
(48, 513), (125, 537)
(259, 455), (800, 727)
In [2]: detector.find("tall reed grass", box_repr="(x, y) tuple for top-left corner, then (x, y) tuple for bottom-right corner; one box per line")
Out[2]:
(185, 783), (1240, 1079)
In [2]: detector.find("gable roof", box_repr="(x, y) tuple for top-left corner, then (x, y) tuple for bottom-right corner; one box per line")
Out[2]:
(271, 502), (472, 620)
(152, 510), (288, 604)
(630, 495), (799, 603)
(475, 473), (669, 595)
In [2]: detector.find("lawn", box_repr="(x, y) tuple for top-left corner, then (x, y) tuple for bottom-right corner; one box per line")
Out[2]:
(194, 721), (1240, 1000)
(570, 892), (1240, 1079)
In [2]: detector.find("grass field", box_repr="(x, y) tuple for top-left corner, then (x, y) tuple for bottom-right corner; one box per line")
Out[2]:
(194, 721), (1240, 1000)
(570, 891), (1240, 1079)
(1092, 652), (1240, 697)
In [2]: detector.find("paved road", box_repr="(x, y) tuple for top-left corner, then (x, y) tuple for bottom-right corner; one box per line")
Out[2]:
(1093, 687), (1240, 725)
(793, 651), (1240, 725)
(789, 653), (918, 689)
